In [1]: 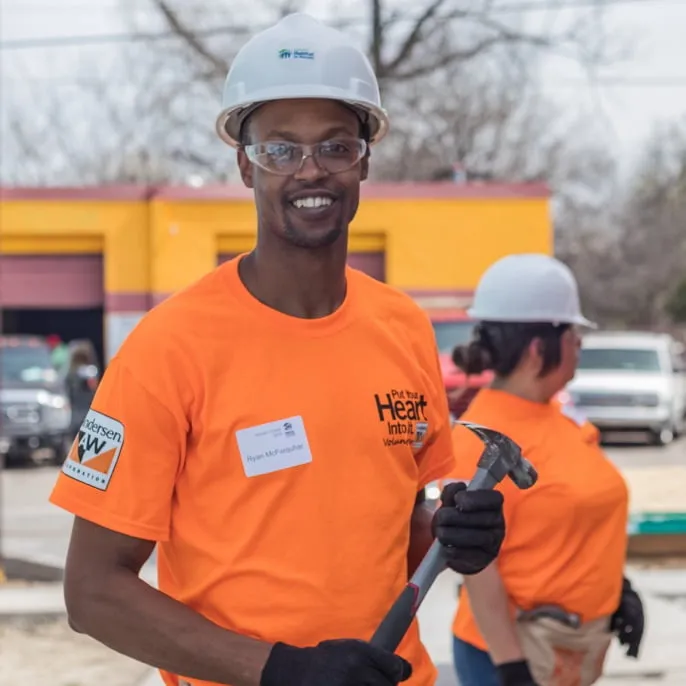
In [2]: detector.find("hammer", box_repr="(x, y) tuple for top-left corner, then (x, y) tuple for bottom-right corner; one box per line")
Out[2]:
(370, 421), (538, 652)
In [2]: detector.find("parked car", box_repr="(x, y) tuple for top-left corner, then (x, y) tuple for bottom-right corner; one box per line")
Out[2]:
(0, 335), (73, 465)
(566, 331), (686, 445)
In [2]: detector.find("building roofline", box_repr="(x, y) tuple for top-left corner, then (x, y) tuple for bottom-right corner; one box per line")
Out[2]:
(0, 186), (155, 201)
(0, 181), (550, 202)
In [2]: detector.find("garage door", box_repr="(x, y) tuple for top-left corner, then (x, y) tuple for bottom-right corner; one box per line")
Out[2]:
(0, 255), (104, 307)
(217, 252), (385, 281)
(347, 252), (385, 281)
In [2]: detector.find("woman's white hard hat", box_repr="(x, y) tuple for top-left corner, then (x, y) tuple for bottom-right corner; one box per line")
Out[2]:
(216, 12), (389, 148)
(468, 253), (597, 328)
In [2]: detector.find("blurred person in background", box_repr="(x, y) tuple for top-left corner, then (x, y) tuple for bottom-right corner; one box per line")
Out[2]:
(47, 333), (69, 370)
(444, 254), (644, 686)
(65, 340), (99, 436)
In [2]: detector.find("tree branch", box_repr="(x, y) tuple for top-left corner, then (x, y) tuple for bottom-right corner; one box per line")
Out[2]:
(150, 0), (229, 77)
(383, 0), (449, 75)
(370, 0), (383, 75)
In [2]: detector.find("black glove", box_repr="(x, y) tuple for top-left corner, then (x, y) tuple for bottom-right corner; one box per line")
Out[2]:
(432, 481), (505, 575)
(610, 576), (645, 658)
(260, 639), (412, 686)
(496, 660), (539, 686)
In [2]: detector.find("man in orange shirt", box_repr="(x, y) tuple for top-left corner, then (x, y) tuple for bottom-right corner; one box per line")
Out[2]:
(49, 13), (506, 686)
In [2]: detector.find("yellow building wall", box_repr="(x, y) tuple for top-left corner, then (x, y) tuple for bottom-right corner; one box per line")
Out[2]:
(365, 198), (553, 290)
(0, 190), (552, 297)
(148, 199), (257, 295)
(0, 188), (550, 362)
(0, 199), (150, 295)
(149, 195), (551, 295)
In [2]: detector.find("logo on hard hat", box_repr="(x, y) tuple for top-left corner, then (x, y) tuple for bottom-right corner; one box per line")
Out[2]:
(278, 48), (314, 60)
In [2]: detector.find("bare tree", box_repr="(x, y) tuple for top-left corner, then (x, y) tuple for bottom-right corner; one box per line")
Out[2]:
(115, 0), (621, 182)
(1, 48), (235, 185)
(615, 121), (686, 327)
(142, 0), (618, 88)
(2, 0), (622, 186)
(561, 119), (686, 330)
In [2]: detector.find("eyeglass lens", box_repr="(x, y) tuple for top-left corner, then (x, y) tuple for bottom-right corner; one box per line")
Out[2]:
(246, 138), (366, 174)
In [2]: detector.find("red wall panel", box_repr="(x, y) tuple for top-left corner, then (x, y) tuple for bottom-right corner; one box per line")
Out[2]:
(0, 255), (104, 308)
(346, 252), (385, 281)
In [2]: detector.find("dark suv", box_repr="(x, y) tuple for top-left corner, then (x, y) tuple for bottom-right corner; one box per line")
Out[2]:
(0, 336), (73, 465)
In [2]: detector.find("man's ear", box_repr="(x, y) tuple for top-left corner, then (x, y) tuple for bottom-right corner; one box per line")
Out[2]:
(237, 149), (254, 189)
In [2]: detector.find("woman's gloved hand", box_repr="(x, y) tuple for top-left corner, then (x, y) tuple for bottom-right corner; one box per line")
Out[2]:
(610, 576), (645, 658)
(496, 660), (539, 686)
(431, 482), (506, 575)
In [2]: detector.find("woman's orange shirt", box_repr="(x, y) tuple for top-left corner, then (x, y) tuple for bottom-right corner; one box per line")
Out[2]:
(446, 389), (629, 652)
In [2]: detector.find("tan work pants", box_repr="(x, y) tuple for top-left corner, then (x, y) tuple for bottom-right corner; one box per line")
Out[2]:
(515, 616), (613, 686)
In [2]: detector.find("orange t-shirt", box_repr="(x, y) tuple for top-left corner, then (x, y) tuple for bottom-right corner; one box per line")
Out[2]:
(49, 256), (455, 686)
(445, 389), (628, 652)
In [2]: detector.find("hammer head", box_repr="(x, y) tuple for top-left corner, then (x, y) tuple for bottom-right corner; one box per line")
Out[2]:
(456, 420), (538, 491)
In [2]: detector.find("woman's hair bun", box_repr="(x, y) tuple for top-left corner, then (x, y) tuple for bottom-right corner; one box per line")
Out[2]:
(451, 339), (493, 375)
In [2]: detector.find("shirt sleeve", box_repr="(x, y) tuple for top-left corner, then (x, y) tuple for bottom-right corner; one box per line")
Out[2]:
(415, 327), (457, 489)
(49, 328), (190, 542)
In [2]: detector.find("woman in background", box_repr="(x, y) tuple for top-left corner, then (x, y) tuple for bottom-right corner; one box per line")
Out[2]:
(445, 254), (644, 686)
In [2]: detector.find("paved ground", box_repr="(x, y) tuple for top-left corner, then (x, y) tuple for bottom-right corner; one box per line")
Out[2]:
(2, 438), (681, 570)
(0, 615), (150, 686)
(418, 569), (686, 686)
(136, 567), (686, 686)
(603, 434), (685, 468)
(0, 436), (684, 685)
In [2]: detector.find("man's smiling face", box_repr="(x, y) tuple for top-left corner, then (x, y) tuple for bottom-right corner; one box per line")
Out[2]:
(237, 98), (369, 250)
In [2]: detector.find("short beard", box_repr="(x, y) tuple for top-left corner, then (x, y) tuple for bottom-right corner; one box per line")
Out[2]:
(283, 220), (343, 249)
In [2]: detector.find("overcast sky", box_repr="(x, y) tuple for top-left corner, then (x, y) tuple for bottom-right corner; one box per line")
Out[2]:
(2, 0), (685, 176)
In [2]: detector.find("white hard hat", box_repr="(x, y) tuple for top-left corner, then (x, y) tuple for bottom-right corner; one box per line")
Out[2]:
(216, 13), (389, 148)
(467, 254), (597, 328)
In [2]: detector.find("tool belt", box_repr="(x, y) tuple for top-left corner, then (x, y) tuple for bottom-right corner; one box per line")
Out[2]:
(514, 605), (613, 686)
(517, 605), (582, 630)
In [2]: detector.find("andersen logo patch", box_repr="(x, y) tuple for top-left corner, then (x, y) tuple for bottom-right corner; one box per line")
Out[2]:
(62, 409), (124, 491)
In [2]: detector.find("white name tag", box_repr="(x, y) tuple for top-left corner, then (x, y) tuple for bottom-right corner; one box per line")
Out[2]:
(236, 415), (313, 478)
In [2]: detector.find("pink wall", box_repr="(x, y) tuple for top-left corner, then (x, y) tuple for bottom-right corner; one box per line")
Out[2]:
(346, 252), (385, 281)
(0, 255), (104, 308)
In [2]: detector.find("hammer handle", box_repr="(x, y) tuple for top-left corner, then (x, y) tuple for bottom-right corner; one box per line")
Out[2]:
(369, 539), (445, 651)
(370, 473), (498, 652)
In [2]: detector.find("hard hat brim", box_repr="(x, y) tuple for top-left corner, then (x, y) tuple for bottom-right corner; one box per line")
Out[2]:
(467, 309), (598, 329)
(216, 86), (390, 148)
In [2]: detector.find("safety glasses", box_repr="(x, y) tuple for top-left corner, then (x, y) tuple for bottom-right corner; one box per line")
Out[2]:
(242, 137), (368, 176)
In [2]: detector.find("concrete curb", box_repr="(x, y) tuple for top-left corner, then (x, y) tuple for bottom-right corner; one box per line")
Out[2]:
(0, 562), (157, 618)
(0, 581), (64, 617)
(1, 556), (63, 583)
